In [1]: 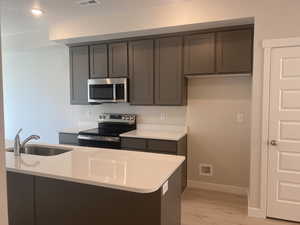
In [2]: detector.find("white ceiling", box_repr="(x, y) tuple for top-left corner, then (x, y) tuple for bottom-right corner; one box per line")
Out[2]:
(0, 0), (190, 36)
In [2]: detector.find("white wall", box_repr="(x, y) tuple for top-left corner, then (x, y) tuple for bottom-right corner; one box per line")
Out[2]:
(46, 0), (300, 209)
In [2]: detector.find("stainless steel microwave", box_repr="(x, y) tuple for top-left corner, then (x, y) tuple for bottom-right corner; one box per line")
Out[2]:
(88, 78), (128, 103)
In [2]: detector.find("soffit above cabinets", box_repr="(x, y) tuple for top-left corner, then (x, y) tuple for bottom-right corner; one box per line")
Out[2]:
(53, 17), (254, 45)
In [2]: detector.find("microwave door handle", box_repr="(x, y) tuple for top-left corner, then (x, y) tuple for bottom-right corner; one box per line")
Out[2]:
(88, 82), (91, 103)
(113, 84), (117, 101)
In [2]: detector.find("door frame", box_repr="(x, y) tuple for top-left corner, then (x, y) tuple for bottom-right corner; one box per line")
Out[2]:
(0, 25), (8, 225)
(260, 37), (300, 218)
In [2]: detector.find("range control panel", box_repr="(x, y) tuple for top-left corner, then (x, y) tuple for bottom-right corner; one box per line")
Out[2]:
(98, 113), (136, 124)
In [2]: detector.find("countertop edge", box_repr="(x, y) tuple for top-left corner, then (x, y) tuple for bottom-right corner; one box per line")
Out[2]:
(59, 131), (79, 135)
(120, 132), (187, 141)
(6, 156), (185, 194)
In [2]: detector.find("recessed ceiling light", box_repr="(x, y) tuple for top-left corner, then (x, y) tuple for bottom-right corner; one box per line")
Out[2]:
(31, 8), (44, 16)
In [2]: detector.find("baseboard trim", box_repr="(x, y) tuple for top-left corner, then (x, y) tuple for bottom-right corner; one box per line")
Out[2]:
(248, 207), (266, 218)
(187, 180), (248, 196)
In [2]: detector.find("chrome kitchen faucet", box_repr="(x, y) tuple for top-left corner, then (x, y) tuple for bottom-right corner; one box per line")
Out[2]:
(14, 129), (40, 156)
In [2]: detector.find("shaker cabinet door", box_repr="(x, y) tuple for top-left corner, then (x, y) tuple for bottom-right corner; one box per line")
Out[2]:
(90, 44), (108, 78)
(109, 42), (128, 78)
(129, 39), (154, 105)
(7, 172), (35, 225)
(70, 46), (89, 105)
(216, 29), (253, 73)
(155, 36), (185, 105)
(184, 33), (215, 75)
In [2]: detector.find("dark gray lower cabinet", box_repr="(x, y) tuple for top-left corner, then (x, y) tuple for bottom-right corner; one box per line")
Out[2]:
(121, 136), (187, 191)
(7, 172), (35, 225)
(58, 132), (78, 146)
(7, 168), (181, 225)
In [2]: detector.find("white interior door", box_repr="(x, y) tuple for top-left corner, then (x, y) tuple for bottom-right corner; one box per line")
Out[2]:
(267, 46), (300, 222)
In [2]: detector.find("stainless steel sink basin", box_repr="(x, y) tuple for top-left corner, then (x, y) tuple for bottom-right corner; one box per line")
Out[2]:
(6, 145), (72, 156)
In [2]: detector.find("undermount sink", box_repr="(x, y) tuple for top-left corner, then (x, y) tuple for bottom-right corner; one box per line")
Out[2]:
(6, 145), (72, 156)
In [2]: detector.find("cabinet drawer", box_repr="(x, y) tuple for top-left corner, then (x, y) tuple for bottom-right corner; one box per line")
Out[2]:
(147, 140), (177, 154)
(121, 138), (147, 150)
(59, 133), (78, 146)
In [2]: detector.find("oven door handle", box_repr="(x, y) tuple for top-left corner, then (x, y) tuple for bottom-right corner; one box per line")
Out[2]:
(113, 84), (117, 101)
(78, 135), (120, 143)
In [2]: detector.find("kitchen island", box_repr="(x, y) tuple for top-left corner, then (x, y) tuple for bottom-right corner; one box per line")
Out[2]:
(6, 144), (184, 225)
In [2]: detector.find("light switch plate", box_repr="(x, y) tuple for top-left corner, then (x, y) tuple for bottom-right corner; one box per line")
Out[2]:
(236, 112), (245, 123)
(160, 112), (167, 121)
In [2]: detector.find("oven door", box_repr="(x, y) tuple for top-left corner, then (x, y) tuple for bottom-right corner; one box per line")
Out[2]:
(88, 78), (127, 103)
(78, 135), (121, 149)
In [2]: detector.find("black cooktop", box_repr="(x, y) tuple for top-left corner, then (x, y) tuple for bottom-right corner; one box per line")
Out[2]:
(79, 113), (137, 138)
(79, 128), (120, 137)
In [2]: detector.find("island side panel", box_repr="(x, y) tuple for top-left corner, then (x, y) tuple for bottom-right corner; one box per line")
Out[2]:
(35, 177), (163, 225)
(177, 136), (187, 191)
(161, 167), (182, 225)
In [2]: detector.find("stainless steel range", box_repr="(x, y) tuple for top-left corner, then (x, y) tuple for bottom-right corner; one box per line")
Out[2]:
(78, 113), (136, 149)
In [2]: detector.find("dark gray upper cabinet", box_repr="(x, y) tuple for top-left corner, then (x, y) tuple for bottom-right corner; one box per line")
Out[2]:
(184, 33), (216, 75)
(109, 42), (128, 78)
(68, 26), (253, 106)
(90, 44), (108, 78)
(70, 46), (89, 105)
(216, 29), (253, 74)
(7, 172), (35, 225)
(129, 39), (154, 105)
(155, 36), (186, 105)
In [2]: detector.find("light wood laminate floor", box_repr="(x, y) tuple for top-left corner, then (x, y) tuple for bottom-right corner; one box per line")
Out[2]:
(182, 188), (298, 225)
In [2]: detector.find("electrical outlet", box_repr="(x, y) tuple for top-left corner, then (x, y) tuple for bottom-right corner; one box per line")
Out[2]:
(199, 164), (213, 176)
(86, 109), (92, 118)
(160, 112), (167, 121)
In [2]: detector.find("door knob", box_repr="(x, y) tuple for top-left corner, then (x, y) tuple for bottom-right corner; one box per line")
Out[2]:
(270, 140), (277, 146)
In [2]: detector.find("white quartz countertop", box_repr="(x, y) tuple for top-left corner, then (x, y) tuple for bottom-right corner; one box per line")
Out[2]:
(5, 144), (185, 193)
(59, 124), (188, 141)
(59, 127), (92, 134)
(120, 130), (187, 141)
